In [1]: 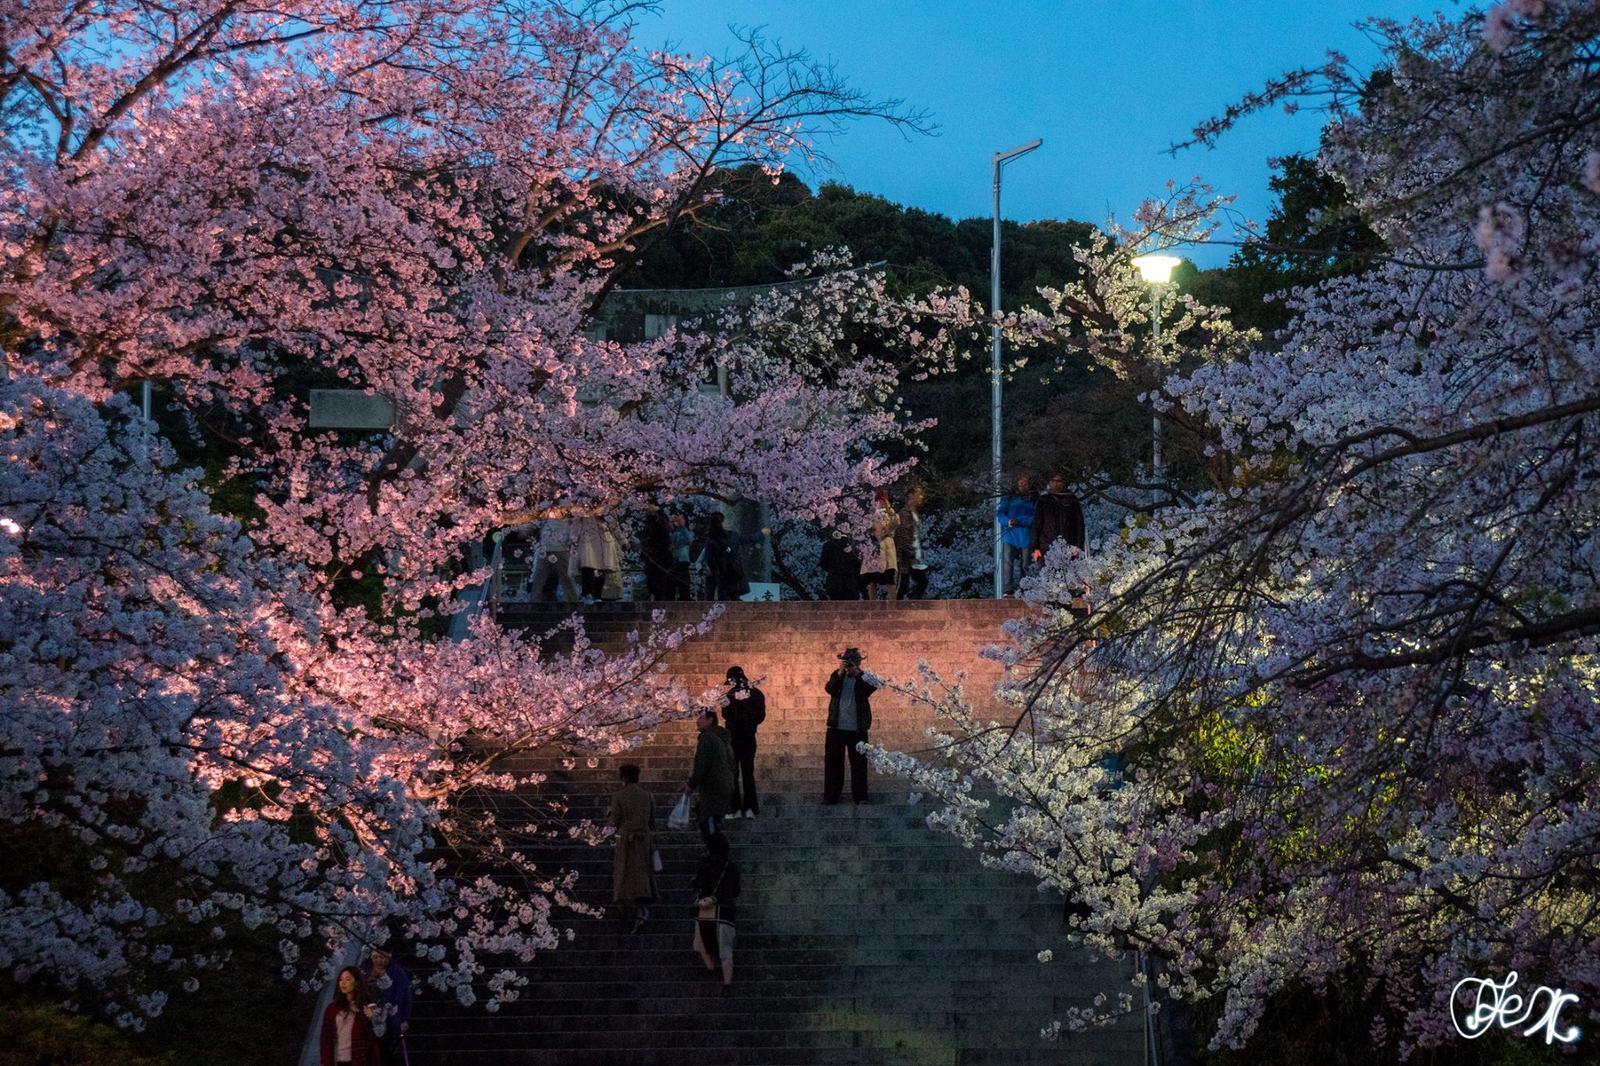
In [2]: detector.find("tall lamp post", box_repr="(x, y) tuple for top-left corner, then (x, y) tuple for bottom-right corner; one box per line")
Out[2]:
(1131, 254), (1180, 481)
(991, 138), (1042, 599)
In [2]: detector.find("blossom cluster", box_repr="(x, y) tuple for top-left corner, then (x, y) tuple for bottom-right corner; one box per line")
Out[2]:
(0, 0), (978, 1021)
(867, 4), (1600, 1055)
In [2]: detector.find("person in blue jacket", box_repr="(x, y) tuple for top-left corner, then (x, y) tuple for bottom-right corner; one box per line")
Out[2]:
(360, 945), (413, 1066)
(997, 473), (1037, 594)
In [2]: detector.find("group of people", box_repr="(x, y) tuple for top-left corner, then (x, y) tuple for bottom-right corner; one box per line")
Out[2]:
(997, 472), (1085, 595)
(510, 507), (769, 604)
(320, 646), (876, 1020)
(504, 473), (1085, 606)
(318, 946), (413, 1066)
(819, 485), (930, 601)
(607, 646), (878, 997)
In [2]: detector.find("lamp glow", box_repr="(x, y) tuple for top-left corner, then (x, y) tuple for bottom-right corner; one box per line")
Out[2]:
(1132, 254), (1181, 285)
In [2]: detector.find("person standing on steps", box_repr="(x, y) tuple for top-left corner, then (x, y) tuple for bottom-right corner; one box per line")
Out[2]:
(360, 945), (413, 1066)
(687, 707), (736, 841)
(691, 831), (741, 997)
(640, 504), (675, 602)
(998, 473), (1037, 595)
(823, 647), (876, 805)
(531, 510), (579, 603)
(819, 528), (861, 600)
(1030, 472), (1086, 567)
(571, 510), (619, 603)
(320, 966), (383, 1066)
(720, 666), (766, 820)
(609, 762), (657, 934)
(895, 483), (930, 600)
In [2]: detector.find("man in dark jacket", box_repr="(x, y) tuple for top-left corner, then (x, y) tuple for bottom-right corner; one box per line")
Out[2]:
(823, 647), (876, 805)
(721, 666), (767, 819)
(819, 529), (860, 600)
(688, 708), (736, 840)
(640, 505), (675, 601)
(1030, 473), (1085, 564)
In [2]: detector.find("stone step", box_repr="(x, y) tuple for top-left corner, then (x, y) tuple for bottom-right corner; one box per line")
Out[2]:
(409, 986), (1108, 1014)
(416, 1008), (1073, 1032)
(409, 1026), (1068, 1051)
(403, 1042), (1137, 1066)
(409, 949), (1081, 977)
(411, 1024), (1096, 1049)
(406, 602), (1138, 1066)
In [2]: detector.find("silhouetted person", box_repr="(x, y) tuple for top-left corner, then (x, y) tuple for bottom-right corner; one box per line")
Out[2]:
(691, 831), (741, 997)
(698, 513), (767, 601)
(609, 762), (657, 933)
(640, 505), (675, 601)
(721, 666), (767, 819)
(820, 529), (861, 600)
(669, 513), (694, 600)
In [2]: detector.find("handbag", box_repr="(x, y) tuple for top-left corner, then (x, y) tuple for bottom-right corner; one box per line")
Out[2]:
(667, 792), (692, 830)
(695, 863), (727, 921)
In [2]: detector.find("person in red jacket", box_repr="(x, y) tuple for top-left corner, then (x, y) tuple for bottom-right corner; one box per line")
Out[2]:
(320, 965), (383, 1066)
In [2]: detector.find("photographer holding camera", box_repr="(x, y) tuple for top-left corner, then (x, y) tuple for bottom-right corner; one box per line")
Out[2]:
(823, 647), (876, 805)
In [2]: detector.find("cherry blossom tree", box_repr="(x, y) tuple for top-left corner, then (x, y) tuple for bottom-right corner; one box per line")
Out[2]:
(870, 3), (1600, 1057)
(0, 0), (976, 1021)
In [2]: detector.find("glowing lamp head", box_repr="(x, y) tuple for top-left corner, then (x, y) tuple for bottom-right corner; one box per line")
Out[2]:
(1132, 254), (1181, 285)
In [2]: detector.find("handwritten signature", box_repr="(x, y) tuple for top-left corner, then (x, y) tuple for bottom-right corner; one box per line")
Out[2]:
(1451, 971), (1581, 1045)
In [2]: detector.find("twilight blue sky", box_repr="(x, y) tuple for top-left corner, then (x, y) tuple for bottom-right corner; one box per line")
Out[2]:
(646, 1), (1458, 266)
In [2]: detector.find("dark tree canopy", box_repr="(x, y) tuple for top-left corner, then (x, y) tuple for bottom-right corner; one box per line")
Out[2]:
(623, 165), (1098, 311)
(1188, 154), (1385, 333)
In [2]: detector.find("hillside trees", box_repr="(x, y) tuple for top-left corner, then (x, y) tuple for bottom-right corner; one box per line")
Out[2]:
(1189, 153), (1386, 334)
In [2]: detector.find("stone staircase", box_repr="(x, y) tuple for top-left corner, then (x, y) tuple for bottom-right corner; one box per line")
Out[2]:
(404, 601), (1144, 1066)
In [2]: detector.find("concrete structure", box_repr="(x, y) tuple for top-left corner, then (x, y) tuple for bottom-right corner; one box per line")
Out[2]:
(308, 388), (395, 430)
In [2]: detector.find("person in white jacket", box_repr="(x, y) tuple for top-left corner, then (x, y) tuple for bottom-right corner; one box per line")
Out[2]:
(571, 512), (619, 602)
(531, 512), (579, 602)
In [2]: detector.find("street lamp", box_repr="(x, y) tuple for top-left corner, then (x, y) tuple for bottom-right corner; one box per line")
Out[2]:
(991, 137), (1042, 599)
(1131, 254), (1180, 480)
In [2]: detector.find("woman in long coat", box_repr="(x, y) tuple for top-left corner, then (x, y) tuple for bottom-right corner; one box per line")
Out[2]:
(862, 489), (899, 601)
(609, 763), (656, 932)
(571, 513), (619, 601)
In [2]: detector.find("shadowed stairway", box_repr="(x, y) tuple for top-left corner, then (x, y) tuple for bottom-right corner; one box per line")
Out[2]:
(404, 600), (1144, 1066)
